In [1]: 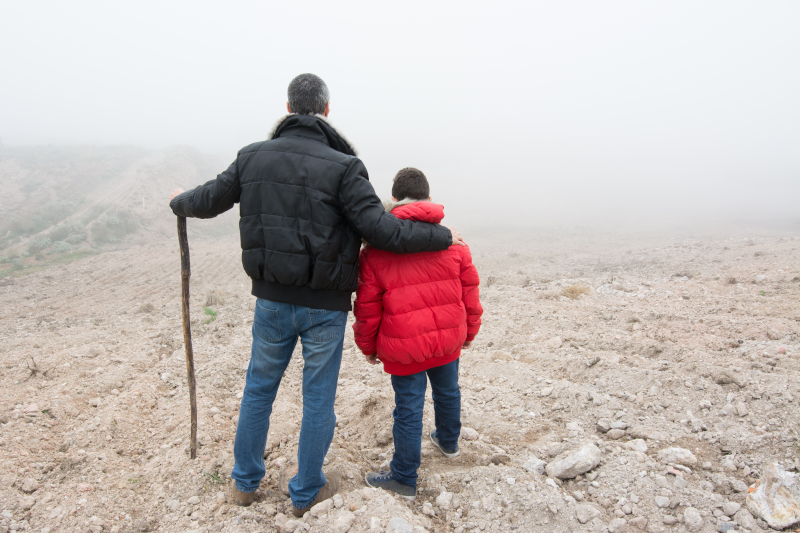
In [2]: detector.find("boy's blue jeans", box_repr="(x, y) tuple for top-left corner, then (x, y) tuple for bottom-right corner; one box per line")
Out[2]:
(389, 358), (461, 488)
(231, 298), (346, 509)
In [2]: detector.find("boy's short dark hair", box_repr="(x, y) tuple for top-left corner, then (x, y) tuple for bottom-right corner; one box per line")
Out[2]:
(392, 167), (430, 200)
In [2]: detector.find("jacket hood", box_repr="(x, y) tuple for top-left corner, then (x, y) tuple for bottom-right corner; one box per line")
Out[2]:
(385, 199), (445, 224)
(268, 114), (357, 156)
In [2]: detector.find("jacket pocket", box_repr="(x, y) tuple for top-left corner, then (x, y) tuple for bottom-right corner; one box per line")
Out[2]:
(307, 309), (345, 342)
(253, 301), (281, 342)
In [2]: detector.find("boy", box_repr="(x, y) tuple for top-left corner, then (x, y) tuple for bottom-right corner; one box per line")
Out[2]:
(353, 167), (483, 499)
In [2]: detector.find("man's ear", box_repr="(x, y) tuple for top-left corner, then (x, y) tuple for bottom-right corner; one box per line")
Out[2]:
(323, 101), (330, 117)
(286, 102), (292, 113)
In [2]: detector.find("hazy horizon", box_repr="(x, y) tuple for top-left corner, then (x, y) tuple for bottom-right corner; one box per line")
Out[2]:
(2, 1), (798, 230)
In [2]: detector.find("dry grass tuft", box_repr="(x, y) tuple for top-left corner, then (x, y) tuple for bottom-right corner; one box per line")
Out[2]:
(561, 284), (591, 300)
(537, 290), (560, 300)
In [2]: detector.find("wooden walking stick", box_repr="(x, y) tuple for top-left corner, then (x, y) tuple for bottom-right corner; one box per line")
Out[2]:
(177, 216), (198, 459)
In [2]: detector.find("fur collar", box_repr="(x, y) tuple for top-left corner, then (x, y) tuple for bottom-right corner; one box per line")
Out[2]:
(382, 197), (421, 212)
(267, 113), (357, 156)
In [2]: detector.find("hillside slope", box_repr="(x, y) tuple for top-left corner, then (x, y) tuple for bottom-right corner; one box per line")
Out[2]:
(0, 145), (238, 275)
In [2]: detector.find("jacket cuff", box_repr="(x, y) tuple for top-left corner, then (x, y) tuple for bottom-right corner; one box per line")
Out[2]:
(432, 225), (452, 250)
(169, 190), (194, 217)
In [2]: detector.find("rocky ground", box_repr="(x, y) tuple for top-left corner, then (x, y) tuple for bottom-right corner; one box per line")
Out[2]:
(1, 226), (799, 533)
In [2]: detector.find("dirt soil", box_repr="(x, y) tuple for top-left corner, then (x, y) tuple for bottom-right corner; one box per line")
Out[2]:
(1, 228), (798, 533)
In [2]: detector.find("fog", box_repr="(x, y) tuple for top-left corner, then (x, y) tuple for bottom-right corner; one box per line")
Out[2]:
(1, 1), (798, 231)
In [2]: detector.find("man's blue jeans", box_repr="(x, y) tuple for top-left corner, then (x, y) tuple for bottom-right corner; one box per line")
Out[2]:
(231, 298), (346, 509)
(389, 358), (461, 488)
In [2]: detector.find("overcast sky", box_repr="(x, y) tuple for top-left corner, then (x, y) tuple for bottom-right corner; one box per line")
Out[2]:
(1, 1), (798, 228)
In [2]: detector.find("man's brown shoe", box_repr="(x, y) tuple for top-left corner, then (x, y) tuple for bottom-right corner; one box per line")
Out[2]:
(291, 471), (340, 517)
(229, 482), (255, 507)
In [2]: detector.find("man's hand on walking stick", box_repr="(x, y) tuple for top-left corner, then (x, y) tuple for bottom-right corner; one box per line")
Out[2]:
(169, 188), (185, 204)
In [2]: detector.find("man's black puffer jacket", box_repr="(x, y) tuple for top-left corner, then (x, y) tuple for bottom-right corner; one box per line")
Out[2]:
(169, 114), (453, 311)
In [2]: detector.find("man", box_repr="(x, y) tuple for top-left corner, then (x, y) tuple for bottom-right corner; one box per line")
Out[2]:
(168, 73), (462, 516)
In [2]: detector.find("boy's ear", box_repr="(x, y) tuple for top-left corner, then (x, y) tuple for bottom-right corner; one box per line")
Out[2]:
(391, 196), (399, 202)
(428, 197), (432, 201)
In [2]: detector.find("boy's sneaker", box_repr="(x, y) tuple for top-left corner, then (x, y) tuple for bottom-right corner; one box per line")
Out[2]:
(430, 430), (460, 458)
(365, 471), (416, 500)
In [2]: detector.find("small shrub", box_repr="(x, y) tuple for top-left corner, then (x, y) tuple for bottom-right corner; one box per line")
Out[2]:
(65, 231), (86, 244)
(27, 237), (52, 254)
(53, 241), (71, 254)
(91, 211), (139, 244)
(0, 255), (8, 264)
(204, 307), (218, 324)
(12, 258), (23, 270)
(50, 220), (85, 242)
(561, 284), (591, 300)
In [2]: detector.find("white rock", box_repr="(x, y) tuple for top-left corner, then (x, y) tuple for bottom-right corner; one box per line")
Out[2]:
(575, 503), (602, 524)
(187, 496), (200, 505)
(386, 517), (414, 533)
(523, 455), (546, 475)
(334, 510), (356, 533)
(566, 422), (582, 432)
(746, 462), (800, 530)
(19, 497), (35, 511)
(421, 502), (434, 516)
(625, 439), (648, 453)
(608, 517), (627, 533)
(332, 494), (344, 509)
(733, 508), (758, 530)
(309, 498), (332, 518)
(461, 427), (479, 441)
(540, 387), (554, 397)
(683, 507), (703, 531)
(655, 496), (670, 508)
(282, 520), (304, 533)
(722, 502), (741, 516)
(607, 429), (626, 440)
(435, 491), (453, 509)
(545, 443), (602, 479)
(596, 418), (612, 433)
(545, 336), (563, 349)
(657, 447), (697, 466)
(735, 401), (748, 417)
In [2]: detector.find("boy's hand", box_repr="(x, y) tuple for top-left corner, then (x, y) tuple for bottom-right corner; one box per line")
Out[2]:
(462, 341), (473, 349)
(365, 354), (381, 365)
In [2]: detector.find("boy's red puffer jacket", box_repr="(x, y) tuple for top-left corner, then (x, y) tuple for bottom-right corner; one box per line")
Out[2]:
(353, 200), (482, 375)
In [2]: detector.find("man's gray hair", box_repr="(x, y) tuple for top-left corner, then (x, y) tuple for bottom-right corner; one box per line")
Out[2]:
(287, 73), (330, 115)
